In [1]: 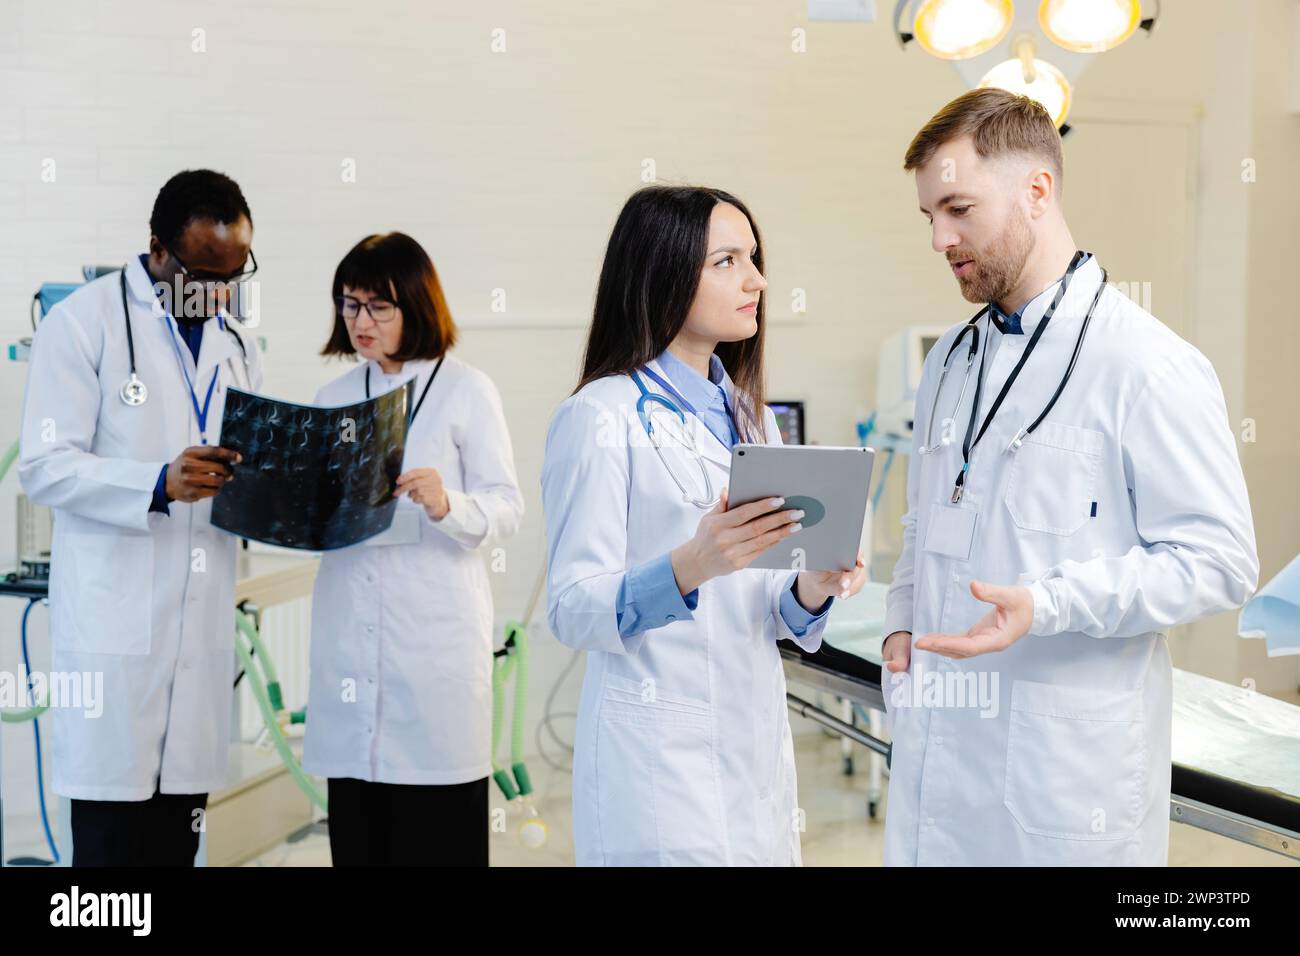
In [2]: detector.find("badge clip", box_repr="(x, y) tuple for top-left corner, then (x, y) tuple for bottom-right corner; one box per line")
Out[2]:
(951, 463), (969, 504)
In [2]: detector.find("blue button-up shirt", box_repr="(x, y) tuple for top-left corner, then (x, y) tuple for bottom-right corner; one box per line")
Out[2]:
(657, 348), (739, 449)
(614, 350), (832, 640)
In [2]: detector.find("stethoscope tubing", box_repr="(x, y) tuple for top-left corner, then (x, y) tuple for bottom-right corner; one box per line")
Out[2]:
(118, 265), (253, 407)
(630, 368), (718, 509)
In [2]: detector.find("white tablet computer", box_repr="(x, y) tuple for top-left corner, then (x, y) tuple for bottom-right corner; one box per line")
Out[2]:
(727, 444), (875, 572)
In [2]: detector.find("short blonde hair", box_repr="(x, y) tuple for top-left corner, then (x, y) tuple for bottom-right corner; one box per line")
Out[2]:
(903, 88), (1063, 190)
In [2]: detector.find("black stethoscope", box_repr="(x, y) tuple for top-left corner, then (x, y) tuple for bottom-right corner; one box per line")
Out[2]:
(918, 311), (984, 456)
(364, 353), (446, 424)
(921, 250), (1108, 504)
(117, 267), (250, 412)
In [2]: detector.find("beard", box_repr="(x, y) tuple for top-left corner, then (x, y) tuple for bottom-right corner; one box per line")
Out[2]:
(950, 205), (1034, 305)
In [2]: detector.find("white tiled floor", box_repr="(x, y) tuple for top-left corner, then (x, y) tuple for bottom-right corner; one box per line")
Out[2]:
(237, 730), (1298, 868)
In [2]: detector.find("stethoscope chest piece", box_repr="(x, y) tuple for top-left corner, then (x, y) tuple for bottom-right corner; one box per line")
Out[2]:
(120, 372), (148, 406)
(631, 367), (719, 509)
(116, 262), (251, 412)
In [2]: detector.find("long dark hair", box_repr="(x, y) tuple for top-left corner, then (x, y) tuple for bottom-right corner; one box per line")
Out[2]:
(577, 185), (767, 442)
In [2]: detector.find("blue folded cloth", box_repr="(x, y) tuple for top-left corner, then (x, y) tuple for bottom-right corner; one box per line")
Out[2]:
(1239, 554), (1300, 657)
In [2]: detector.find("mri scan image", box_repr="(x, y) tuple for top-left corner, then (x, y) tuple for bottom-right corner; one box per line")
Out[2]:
(211, 382), (414, 550)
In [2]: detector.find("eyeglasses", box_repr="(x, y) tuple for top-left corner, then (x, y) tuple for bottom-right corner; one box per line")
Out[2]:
(335, 295), (398, 323)
(170, 247), (258, 286)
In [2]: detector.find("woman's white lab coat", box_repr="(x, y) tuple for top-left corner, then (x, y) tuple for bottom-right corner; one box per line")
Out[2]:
(541, 360), (825, 866)
(18, 256), (263, 800)
(303, 355), (524, 785)
(883, 256), (1258, 865)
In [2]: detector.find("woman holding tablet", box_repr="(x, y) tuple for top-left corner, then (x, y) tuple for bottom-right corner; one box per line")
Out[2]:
(542, 186), (866, 866)
(305, 232), (524, 866)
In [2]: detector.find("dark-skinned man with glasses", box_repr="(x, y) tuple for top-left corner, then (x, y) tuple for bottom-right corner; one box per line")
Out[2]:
(19, 169), (265, 865)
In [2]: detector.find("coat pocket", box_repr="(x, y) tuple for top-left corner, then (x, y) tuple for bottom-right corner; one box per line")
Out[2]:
(1004, 422), (1103, 536)
(1003, 679), (1145, 841)
(54, 528), (154, 656)
(594, 677), (726, 865)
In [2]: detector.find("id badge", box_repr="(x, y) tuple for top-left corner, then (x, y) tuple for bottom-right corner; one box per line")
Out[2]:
(922, 503), (978, 561)
(362, 508), (421, 547)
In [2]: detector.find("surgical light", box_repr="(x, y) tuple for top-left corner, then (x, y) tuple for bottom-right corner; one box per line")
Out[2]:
(913, 0), (1014, 60)
(977, 36), (1072, 126)
(1038, 0), (1141, 53)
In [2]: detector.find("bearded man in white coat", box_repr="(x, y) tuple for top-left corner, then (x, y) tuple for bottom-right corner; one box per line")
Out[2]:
(880, 89), (1258, 866)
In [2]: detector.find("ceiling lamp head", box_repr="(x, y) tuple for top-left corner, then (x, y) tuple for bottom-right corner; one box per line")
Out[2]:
(977, 35), (1073, 127)
(1038, 0), (1142, 53)
(912, 0), (1014, 60)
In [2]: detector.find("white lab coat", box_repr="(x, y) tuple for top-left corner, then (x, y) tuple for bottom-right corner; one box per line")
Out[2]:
(542, 360), (827, 866)
(302, 355), (524, 785)
(18, 256), (263, 801)
(883, 256), (1258, 865)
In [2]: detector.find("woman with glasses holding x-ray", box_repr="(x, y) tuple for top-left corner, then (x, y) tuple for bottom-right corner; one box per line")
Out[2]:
(541, 186), (867, 866)
(304, 232), (524, 866)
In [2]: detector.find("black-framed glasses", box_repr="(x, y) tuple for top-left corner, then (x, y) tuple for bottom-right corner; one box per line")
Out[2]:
(171, 247), (258, 285)
(335, 295), (398, 323)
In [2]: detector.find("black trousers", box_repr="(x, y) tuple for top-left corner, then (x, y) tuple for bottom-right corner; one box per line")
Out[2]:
(326, 776), (488, 866)
(70, 789), (208, 867)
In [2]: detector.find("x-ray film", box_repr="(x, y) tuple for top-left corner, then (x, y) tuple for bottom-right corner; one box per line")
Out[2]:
(211, 382), (415, 550)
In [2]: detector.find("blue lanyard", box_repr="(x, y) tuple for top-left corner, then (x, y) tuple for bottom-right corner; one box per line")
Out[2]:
(165, 317), (221, 445)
